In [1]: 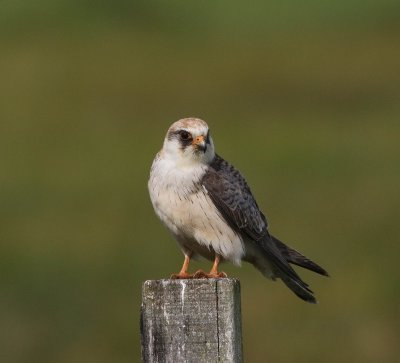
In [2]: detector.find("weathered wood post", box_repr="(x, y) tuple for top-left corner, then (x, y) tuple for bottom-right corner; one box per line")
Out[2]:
(140, 278), (243, 363)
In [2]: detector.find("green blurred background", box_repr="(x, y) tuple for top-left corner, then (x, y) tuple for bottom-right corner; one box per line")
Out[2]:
(1, 1), (399, 362)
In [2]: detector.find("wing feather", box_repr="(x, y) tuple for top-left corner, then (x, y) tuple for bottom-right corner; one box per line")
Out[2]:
(201, 154), (268, 242)
(202, 154), (308, 285)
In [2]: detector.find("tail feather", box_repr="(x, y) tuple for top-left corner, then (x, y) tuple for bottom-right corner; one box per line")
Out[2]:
(279, 274), (318, 304)
(250, 234), (328, 303)
(272, 235), (329, 277)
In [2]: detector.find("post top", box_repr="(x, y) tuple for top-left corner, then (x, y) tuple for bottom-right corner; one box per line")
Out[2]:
(141, 277), (243, 362)
(142, 277), (240, 289)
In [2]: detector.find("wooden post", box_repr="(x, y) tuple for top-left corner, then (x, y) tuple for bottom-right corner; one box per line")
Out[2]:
(140, 278), (243, 363)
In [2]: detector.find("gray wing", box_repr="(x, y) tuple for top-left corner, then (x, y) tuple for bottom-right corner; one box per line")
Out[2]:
(202, 155), (312, 291)
(201, 154), (269, 242)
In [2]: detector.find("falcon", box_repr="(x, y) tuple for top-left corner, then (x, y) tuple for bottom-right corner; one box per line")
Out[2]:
(148, 118), (328, 303)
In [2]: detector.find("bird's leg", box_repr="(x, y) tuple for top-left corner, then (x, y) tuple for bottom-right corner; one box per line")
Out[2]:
(170, 255), (194, 279)
(207, 254), (227, 278)
(193, 254), (227, 279)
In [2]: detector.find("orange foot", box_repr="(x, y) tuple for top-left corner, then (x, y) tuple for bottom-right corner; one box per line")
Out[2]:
(170, 272), (194, 279)
(193, 270), (228, 279)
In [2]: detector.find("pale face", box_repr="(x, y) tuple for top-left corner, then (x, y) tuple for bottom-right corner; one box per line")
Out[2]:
(163, 118), (215, 166)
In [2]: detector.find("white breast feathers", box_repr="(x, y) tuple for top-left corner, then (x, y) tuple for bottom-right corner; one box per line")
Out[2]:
(148, 152), (245, 265)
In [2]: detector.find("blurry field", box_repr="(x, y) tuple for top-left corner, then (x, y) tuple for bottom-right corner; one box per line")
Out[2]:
(1, 1), (400, 362)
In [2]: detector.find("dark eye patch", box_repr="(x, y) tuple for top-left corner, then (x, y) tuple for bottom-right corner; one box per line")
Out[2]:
(166, 129), (193, 149)
(179, 130), (192, 141)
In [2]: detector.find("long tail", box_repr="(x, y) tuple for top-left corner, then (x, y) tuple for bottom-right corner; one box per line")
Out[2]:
(272, 235), (329, 277)
(252, 234), (328, 303)
(279, 274), (317, 303)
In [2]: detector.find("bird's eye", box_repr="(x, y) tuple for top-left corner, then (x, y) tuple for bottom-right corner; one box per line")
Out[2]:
(179, 130), (191, 141)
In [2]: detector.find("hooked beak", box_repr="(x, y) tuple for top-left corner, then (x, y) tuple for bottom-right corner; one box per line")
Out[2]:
(192, 135), (207, 152)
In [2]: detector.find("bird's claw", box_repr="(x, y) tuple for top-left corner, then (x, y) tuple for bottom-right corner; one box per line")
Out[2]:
(170, 269), (228, 279)
(193, 270), (208, 278)
(193, 270), (227, 279)
(170, 273), (193, 279)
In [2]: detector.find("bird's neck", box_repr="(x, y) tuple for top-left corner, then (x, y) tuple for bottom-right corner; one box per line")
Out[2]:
(151, 152), (208, 191)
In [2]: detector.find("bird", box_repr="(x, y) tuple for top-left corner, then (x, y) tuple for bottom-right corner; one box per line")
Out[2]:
(148, 117), (328, 303)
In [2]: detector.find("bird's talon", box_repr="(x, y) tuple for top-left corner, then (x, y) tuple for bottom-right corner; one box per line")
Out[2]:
(170, 273), (193, 279)
(193, 270), (208, 279)
(206, 271), (227, 279)
(192, 270), (228, 279)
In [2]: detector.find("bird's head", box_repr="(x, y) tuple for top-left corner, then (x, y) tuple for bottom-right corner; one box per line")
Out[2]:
(162, 118), (215, 166)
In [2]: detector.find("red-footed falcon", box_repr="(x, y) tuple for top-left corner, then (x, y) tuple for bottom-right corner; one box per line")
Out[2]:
(148, 118), (328, 303)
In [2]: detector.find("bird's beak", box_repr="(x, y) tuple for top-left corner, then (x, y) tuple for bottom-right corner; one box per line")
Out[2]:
(192, 135), (207, 152)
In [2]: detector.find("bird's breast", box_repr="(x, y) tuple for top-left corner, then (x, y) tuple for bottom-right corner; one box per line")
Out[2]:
(148, 158), (244, 264)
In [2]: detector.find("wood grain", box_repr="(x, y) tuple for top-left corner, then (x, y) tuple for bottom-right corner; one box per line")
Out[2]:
(141, 278), (243, 363)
